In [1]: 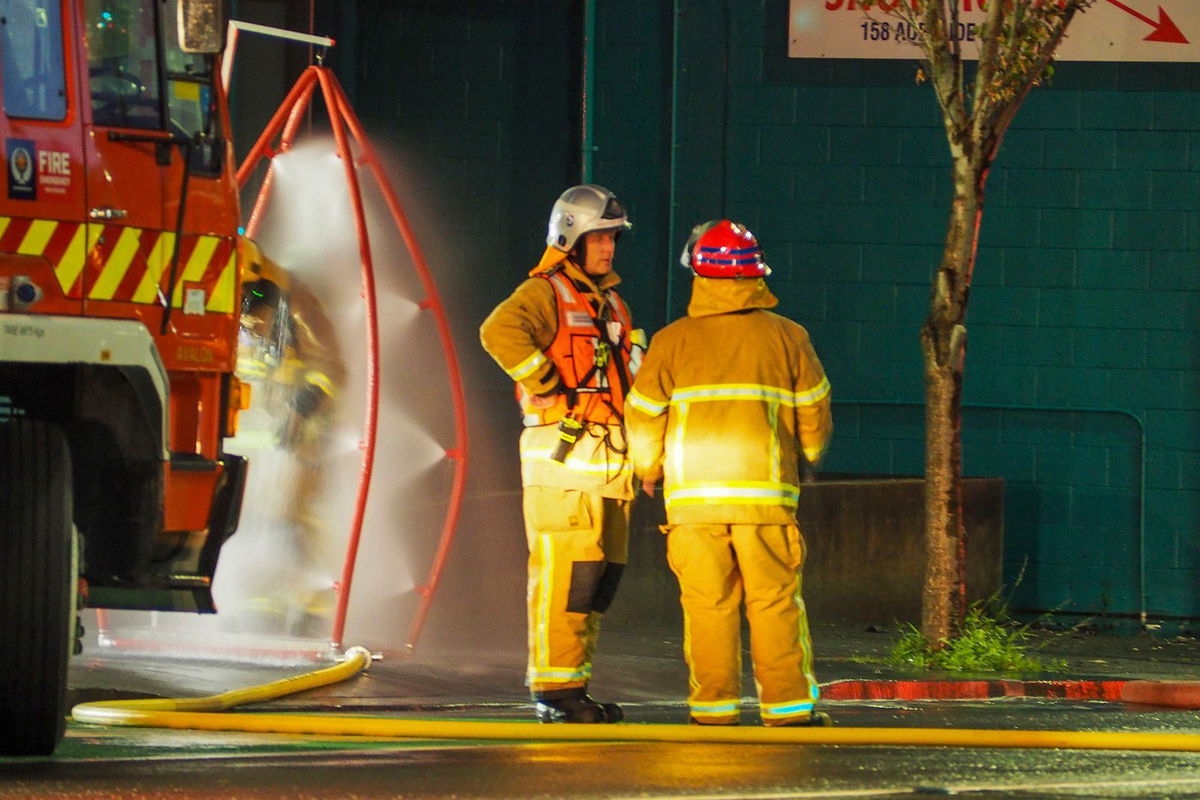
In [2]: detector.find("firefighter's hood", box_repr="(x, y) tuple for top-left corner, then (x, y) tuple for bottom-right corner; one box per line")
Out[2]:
(530, 245), (622, 291)
(687, 276), (779, 317)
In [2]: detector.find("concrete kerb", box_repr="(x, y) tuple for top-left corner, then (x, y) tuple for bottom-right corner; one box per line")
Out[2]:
(820, 677), (1200, 709)
(821, 678), (1127, 702)
(800, 622), (1200, 710)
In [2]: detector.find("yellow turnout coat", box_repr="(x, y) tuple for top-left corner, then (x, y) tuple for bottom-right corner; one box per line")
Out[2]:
(626, 276), (831, 524)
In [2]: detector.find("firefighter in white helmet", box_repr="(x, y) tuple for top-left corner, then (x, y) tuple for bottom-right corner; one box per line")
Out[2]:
(626, 220), (833, 726)
(480, 184), (646, 723)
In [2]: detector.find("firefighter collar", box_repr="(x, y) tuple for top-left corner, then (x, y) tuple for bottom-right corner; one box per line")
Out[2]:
(530, 245), (621, 292)
(686, 275), (779, 318)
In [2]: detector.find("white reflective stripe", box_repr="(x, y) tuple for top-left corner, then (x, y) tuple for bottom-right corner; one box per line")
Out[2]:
(628, 346), (643, 376)
(671, 378), (831, 407)
(627, 389), (667, 416)
(548, 273), (575, 304)
(797, 375), (831, 405)
(522, 453), (629, 475)
(528, 665), (593, 683)
(534, 534), (553, 669)
(672, 384), (794, 404)
(760, 700), (815, 718)
(768, 401), (781, 485)
(304, 369), (334, 396)
(238, 359), (269, 378)
(566, 310), (594, 328)
(607, 291), (632, 329)
(506, 349), (548, 380)
(689, 699), (740, 714)
(672, 402), (689, 484)
(666, 483), (800, 506)
(519, 439), (630, 474)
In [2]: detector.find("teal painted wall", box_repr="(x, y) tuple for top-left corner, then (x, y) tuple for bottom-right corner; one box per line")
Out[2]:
(342, 1), (1198, 626)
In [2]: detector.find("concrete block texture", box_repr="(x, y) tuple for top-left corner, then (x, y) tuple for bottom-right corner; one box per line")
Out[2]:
(607, 478), (1004, 628)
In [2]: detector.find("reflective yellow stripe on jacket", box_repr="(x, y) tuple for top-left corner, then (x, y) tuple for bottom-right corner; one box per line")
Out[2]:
(506, 349), (548, 381)
(665, 480), (801, 508)
(517, 423), (633, 500)
(640, 378), (828, 513)
(670, 379), (829, 407)
(626, 388), (667, 416)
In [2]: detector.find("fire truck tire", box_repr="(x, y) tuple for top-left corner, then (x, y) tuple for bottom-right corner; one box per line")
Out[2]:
(0, 419), (75, 756)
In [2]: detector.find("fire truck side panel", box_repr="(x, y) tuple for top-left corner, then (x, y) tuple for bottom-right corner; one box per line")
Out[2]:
(2, 0), (245, 613)
(0, 0), (86, 314)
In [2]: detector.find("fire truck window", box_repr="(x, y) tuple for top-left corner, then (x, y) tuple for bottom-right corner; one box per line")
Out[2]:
(0, 0), (67, 120)
(162, 0), (221, 175)
(84, 0), (162, 129)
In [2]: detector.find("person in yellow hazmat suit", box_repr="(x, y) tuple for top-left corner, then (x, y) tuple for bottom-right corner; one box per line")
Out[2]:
(626, 219), (833, 727)
(234, 239), (346, 636)
(480, 185), (647, 723)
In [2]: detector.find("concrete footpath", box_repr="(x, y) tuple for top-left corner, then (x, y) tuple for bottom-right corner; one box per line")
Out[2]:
(581, 620), (1200, 716)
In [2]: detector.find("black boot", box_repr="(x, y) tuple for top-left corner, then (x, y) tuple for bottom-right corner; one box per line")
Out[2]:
(534, 689), (623, 724)
(776, 711), (832, 727)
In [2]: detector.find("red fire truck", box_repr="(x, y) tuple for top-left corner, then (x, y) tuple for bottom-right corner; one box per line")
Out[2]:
(0, 0), (246, 755)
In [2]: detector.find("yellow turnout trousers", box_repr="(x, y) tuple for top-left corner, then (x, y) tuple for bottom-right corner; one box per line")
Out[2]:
(666, 523), (818, 725)
(523, 486), (629, 697)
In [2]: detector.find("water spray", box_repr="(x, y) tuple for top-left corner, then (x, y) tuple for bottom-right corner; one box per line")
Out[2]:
(229, 29), (469, 654)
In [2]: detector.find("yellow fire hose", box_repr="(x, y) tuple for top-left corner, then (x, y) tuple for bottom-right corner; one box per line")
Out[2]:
(71, 646), (1200, 752)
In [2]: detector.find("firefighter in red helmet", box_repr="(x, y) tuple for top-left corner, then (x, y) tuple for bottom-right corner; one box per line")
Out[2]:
(480, 185), (647, 723)
(627, 219), (833, 726)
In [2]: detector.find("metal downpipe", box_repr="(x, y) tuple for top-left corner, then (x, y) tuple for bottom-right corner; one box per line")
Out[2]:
(580, 0), (596, 182)
(665, 0), (682, 321)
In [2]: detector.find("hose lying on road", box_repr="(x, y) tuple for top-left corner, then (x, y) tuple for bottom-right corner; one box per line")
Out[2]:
(71, 647), (1200, 752)
(73, 646), (375, 717)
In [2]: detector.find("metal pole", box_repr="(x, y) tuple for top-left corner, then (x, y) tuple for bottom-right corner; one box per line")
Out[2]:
(666, 0), (683, 321)
(580, 0), (596, 182)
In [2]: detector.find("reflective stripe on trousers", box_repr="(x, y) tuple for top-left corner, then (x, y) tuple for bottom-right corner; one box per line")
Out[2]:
(522, 486), (629, 696)
(665, 522), (818, 724)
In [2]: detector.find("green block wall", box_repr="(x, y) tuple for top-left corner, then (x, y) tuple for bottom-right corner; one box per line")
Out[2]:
(339, 0), (1198, 625)
(652, 0), (1199, 623)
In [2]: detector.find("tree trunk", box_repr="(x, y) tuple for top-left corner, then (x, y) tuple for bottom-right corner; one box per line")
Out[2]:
(920, 156), (982, 646)
(920, 338), (965, 644)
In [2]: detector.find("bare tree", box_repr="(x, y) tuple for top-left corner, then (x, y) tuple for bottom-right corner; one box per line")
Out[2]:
(861, 0), (1093, 645)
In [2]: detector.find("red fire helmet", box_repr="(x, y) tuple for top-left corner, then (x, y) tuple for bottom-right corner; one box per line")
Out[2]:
(680, 219), (771, 279)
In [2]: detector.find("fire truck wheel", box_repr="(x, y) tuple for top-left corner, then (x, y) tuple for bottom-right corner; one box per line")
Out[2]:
(0, 420), (75, 757)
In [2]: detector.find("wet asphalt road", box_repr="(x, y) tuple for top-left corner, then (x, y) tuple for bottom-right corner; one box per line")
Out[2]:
(5, 646), (1200, 798)
(5, 700), (1200, 799)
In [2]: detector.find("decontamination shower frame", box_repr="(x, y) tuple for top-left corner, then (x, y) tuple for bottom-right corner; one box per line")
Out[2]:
(236, 63), (469, 653)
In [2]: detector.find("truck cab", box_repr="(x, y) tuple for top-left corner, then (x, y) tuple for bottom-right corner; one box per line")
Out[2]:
(0, 0), (245, 755)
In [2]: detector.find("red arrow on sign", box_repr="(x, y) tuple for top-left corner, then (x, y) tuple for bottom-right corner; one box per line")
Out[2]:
(1103, 1), (1189, 44)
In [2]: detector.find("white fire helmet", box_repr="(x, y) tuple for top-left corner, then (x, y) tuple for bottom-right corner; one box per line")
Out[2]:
(546, 184), (631, 252)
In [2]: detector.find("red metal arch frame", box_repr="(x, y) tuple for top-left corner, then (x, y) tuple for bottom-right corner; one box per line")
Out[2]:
(236, 65), (468, 652)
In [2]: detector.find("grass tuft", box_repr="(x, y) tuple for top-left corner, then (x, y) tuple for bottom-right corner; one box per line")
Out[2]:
(882, 602), (1068, 675)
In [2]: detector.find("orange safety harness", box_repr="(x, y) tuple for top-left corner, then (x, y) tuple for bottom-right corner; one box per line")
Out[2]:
(517, 268), (636, 431)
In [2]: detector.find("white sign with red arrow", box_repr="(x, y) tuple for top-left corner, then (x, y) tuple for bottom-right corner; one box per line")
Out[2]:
(789, 0), (1198, 62)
